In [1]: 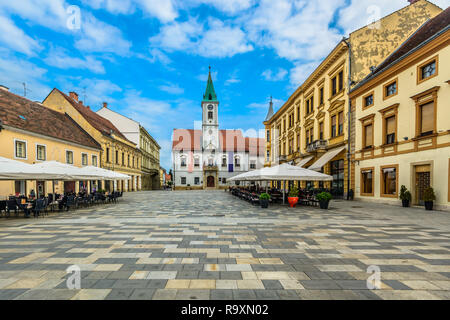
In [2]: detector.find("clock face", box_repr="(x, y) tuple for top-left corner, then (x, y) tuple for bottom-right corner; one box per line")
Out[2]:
(209, 129), (213, 135)
(207, 104), (214, 111)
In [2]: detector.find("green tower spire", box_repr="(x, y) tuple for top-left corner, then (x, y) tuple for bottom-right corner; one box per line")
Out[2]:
(203, 66), (218, 102)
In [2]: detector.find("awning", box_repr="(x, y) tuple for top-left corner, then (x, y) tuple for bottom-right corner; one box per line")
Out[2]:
(235, 163), (333, 181)
(308, 146), (346, 171)
(0, 157), (66, 181)
(296, 156), (313, 168)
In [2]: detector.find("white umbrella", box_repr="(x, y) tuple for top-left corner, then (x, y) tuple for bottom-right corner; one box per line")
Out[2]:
(244, 163), (333, 181)
(30, 161), (100, 180)
(0, 156), (66, 180)
(77, 166), (131, 181)
(230, 163), (333, 205)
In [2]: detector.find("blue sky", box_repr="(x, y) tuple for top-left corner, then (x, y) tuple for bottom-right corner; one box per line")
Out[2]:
(0, 0), (447, 169)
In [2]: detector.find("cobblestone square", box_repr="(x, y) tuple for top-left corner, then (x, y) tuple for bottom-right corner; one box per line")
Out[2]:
(0, 190), (449, 300)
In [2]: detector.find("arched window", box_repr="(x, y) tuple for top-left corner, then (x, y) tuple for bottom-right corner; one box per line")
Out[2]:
(208, 157), (214, 166)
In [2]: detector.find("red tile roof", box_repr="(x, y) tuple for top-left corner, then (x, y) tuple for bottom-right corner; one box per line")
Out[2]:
(54, 89), (134, 145)
(172, 129), (265, 155)
(0, 89), (101, 150)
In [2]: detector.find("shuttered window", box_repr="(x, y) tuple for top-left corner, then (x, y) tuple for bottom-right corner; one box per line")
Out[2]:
(364, 124), (373, 148)
(420, 102), (434, 135)
(338, 112), (344, 135)
(331, 115), (337, 137)
(386, 116), (396, 144)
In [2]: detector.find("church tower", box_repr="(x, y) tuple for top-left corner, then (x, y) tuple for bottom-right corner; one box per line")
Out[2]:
(202, 67), (219, 151)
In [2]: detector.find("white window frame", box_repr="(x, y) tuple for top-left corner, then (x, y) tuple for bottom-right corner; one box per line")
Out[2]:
(65, 149), (74, 165)
(14, 139), (28, 160)
(92, 155), (98, 167)
(35, 143), (47, 161)
(81, 153), (88, 166)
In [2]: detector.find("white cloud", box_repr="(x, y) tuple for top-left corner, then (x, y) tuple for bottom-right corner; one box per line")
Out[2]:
(81, 0), (178, 22)
(0, 0), (68, 30)
(186, 0), (255, 14)
(262, 68), (288, 81)
(289, 60), (321, 87)
(75, 14), (132, 56)
(0, 15), (42, 56)
(81, 0), (134, 14)
(0, 53), (50, 101)
(44, 47), (105, 74)
(247, 97), (283, 110)
(243, 0), (345, 61)
(150, 17), (253, 58)
(158, 83), (184, 95)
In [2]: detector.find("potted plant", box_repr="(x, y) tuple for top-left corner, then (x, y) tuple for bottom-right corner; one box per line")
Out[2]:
(288, 186), (299, 208)
(317, 192), (332, 209)
(399, 185), (412, 208)
(423, 187), (436, 211)
(259, 193), (270, 208)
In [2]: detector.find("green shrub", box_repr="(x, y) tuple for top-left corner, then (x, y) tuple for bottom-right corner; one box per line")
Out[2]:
(399, 185), (412, 201)
(260, 193), (271, 200)
(288, 186), (299, 198)
(316, 192), (332, 202)
(423, 187), (436, 202)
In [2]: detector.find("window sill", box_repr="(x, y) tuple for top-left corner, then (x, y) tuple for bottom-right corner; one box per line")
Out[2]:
(380, 194), (397, 198)
(413, 133), (437, 141)
(382, 142), (398, 147)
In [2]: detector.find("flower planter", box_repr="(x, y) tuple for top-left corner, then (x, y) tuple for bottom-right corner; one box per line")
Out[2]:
(424, 201), (433, 211)
(402, 200), (410, 208)
(260, 199), (269, 208)
(288, 197), (299, 208)
(319, 200), (330, 210)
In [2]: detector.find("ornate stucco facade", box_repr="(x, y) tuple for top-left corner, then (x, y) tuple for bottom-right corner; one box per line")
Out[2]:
(350, 8), (449, 211)
(43, 89), (142, 192)
(96, 106), (161, 190)
(0, 87), (101, 198)
(264, 0), (443, 199)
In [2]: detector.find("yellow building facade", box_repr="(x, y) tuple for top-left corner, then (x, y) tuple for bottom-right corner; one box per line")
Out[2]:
(0, 87), (102, 198)
(350, 10), (449, 211)
(42, 89), (142, 192)
(264, 0), (442, 199)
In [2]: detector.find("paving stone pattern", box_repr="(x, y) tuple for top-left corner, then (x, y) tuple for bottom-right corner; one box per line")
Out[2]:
(0, 190), (449, 300)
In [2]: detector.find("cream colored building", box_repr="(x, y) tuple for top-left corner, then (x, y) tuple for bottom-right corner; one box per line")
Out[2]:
(350, 8), (449, 211)
(43, 89), (142, 192)
(0, 86), (102, 198)
(264, 0), (443, 199)
(96, 105), (161, 190)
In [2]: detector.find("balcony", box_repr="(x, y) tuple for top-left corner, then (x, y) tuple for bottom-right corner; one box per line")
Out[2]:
(306, 140), (328, 153)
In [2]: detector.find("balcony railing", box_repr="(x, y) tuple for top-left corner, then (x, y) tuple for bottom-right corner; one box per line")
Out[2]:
(307, 140), (328, 153)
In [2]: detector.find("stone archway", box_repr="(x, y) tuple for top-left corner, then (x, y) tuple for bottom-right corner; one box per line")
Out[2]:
(207, 176), (215, 188)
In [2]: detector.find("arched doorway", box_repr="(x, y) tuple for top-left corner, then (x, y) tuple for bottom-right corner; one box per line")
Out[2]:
(207, 176), (215, 188)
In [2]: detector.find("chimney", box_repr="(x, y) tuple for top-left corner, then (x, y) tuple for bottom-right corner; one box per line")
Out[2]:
(79, 100), (83, 106)
(69, 91), (79, 102)
(103, 102), (108, 108)
(0, 85), (9, 91)
(408, 0), (420, 4)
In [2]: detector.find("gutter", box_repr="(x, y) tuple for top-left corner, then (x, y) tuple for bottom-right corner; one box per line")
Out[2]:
(342, 37), (352, 201)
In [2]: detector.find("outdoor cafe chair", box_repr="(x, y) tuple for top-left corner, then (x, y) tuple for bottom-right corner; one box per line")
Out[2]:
(33, 199), (45, 218)
(6, 199), (18, 217)
(0, 200), (6, 217)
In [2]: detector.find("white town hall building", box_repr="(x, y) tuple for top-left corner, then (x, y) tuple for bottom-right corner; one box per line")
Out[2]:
(172, 68), (265, 189)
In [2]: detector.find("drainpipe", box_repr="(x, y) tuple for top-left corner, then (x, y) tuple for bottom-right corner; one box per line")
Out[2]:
(342, 37), (352, 201)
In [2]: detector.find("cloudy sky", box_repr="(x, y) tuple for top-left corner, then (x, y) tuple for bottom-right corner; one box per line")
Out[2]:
(0, 0), (447, 168)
